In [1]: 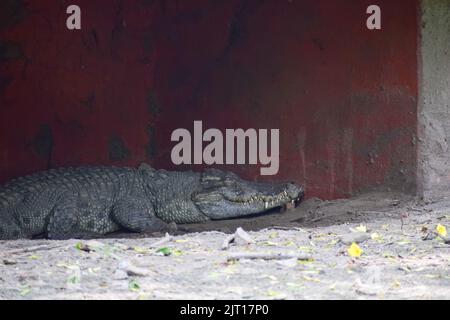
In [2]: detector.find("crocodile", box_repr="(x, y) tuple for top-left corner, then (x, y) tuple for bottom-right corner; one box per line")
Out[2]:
(0, 164), (304, 240)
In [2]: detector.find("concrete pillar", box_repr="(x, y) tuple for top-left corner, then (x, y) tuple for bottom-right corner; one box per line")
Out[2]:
(418, 0), (450, 199)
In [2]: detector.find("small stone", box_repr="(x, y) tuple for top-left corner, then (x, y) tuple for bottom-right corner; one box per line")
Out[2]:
(276, 258), (298, 268)
(113, 269), (128, 280)
(3, 259), (17, 265)
(118, 260), (150, 277)
(339, 233), (371, 245)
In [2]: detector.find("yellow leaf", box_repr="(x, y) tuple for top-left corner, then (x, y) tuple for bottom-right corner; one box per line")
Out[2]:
(436, 224), (447, 237)
(302, 275), (321, 283)
(355, 225), (368, 233)
(371, 233), (384, 243)
(297, 258), (315, 265)
(347, 243), (363, 258)
(382, 252), (397, 261)
(269, 232), (279, 239)
(302, 270), (320, 274)
(267, 289), (280, 297)
(173, 249), (183, 256)
(399, 266), (410, 273)
(286, 282), (302, 287)
(175, 239), (189, 243)
(328, 239), (339, 246)
(208, 272), (220, 278)
(20, 286), (31, 296)
(133, 246), (149, 254)
(298, 246), (314, 253)
(88, 267), (101, 273)
(397, 239), (411, 245)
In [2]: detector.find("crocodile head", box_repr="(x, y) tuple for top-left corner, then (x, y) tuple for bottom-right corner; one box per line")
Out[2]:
(142, 166), (304, 224)
(192, 169), (304, 220)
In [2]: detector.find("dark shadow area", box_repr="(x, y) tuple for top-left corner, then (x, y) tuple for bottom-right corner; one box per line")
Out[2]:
(107, 191), (415, 239)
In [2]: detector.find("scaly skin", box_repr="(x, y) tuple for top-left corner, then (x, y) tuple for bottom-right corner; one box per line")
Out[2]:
(0, 165), (304, 240)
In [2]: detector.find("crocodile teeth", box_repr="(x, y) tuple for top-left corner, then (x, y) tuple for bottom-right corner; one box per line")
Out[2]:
(291, 200), (295, 205)
(265, 202), (269, 209)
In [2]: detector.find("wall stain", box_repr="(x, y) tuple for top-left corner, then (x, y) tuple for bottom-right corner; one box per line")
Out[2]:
(81, 29), (99, 52)
(0, 75), (12, 95)
(80, 92), (96, 112)
(30, 124), (54, 168)
(110, 0), (125, 58)
(140, 0), (156, 7)
(0, 41), (25, 61)
(108, 135), (131, 161)
(222, 0), (266, 57)
(147, 91), (161, 116)
(311, 38), (325, 51)
(146, 125), (157, 159)
(142, 31), (153, 55)
(0, 0), (26, 31)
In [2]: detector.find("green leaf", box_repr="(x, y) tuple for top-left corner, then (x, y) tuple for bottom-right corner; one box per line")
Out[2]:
(156, 247), (172, 256)
(129, 279), (140, 292)
(67, 275), (80, 285)
(20, 287), (31, 296)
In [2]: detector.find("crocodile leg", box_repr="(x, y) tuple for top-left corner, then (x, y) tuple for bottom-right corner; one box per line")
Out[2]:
(0, 212), (25, 240)
(112, 197), (175, 233)
(46, 196), (102, 240)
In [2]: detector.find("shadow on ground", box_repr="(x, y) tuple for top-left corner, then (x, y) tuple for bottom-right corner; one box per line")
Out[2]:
(111, 192), (415, 238)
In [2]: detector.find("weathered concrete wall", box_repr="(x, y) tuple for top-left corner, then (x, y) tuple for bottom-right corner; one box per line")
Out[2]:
(418, 0), (450, 199)
(0, 0), (419, 200)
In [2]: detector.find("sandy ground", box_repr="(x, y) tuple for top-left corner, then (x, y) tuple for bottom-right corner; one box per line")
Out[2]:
(1, 192), (450, 300)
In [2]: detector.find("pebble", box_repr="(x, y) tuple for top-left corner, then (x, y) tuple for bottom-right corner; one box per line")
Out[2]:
(3, 259), (17, 265)
(118, 260), (150, 277)
(339, 232), (371, 245)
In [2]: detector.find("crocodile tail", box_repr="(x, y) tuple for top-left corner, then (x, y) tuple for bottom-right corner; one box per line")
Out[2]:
(0, 209), (23, 240)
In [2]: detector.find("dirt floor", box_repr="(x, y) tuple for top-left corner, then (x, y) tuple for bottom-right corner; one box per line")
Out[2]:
(1, 192), (450, 300)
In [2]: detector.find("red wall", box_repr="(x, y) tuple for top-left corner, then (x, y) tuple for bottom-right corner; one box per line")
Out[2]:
(0, 0), (419, 199)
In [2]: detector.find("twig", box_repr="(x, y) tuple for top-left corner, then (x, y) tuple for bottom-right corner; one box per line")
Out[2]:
(149, 233), (173, 248)
(227, 252), (312, 262)
(269, 226), (303, 231)
(221, 234), (236, 250)
(235, 227), (254, 244)
(221, 228), (254, 250)
(358, 210), (390, 215)
(1, 244), (67, 257)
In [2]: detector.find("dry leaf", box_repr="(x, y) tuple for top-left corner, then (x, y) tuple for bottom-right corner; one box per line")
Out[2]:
(269, 232), (279, 239)
(436, 224), (447, 237)
(348, 243), (363, 258)
(133, 246), (149, 254)
(302, 275), (321, 283)
(371, 233), (384, 243)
